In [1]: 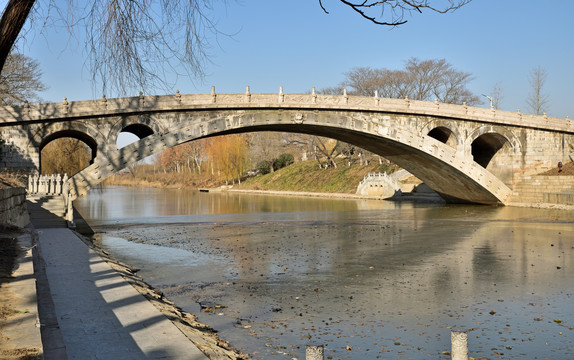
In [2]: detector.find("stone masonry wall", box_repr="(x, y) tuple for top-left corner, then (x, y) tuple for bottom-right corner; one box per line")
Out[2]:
(0, 127), (38, 171)
(1, 93), (572, 204)
(0, 187), (30, 228)
(510, 176), (574, 204)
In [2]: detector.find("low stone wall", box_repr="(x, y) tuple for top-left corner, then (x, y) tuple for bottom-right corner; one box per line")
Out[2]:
(0, 187), (29, 228)
(543, 192), (574, 205)
(356, 172), (400, 198)
(511, 176), (574, 204)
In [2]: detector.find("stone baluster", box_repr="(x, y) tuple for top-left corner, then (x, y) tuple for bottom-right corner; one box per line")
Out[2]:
(32, 173), (38, 193)
(27, 175), (33, 194)
(50, 174), (56, 194)
(62, 174), (69, 196)
(66, 191), (74, 223)
(62, 97), (69, 114)
(56, 174), (62, 194)
(38, 175), (45, 194)
(245, 86), (251, 102)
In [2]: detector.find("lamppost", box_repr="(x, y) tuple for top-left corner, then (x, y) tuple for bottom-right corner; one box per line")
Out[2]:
(482, 94), (493, 109)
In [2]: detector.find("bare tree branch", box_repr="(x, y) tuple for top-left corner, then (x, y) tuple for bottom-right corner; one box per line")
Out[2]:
(0, 52), (47, 105)
(322, 0), (472, 26)
(526, 65), (549, 115)
(1, 0), (226, 96)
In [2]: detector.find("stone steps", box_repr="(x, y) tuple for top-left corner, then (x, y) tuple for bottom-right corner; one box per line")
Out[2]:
(26, 195), (67, 228)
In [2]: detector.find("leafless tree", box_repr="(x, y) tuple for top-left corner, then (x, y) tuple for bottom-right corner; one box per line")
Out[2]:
(1, 1), (472, 95)
(0, 52), (47, 105)
(249, 132), (288, 168)
(41, 138), (91, 176)
(340, 58), (480, 105)
(320, 0), (472, 26)
(0, 0), (225, 95)
(317, 86), (346, 95)
(526, 65), (549, 115)
(491, 82), (503, 110)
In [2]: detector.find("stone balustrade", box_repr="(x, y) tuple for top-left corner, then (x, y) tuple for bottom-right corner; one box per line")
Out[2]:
(27, 173), (74, 224)
(27, 173), (69, 195)
(0, 89), (572, 134)
(356, 172), (400, 198)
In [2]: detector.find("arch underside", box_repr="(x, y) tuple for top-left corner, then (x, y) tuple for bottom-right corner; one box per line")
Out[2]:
(68, 110), (512, 205)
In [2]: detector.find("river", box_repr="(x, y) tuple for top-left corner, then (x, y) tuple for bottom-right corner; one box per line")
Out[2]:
(74, 186), (574, 359)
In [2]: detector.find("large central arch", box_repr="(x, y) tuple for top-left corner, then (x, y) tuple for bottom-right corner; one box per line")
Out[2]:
(68, 109), (512, 205)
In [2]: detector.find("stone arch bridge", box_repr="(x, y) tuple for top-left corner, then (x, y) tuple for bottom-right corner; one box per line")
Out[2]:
(1, 89), (573, 205)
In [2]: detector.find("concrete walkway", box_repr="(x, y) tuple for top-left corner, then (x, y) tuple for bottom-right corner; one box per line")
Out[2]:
(35, 227), (209, 360)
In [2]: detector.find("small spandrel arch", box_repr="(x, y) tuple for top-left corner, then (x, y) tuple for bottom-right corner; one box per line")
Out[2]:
(117, 123), (154, 149)
(471, 133), (509, 168)
(428, 126), (457, 149)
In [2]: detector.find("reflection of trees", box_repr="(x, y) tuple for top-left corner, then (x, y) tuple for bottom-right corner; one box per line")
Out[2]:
(472, 244), (508, 283)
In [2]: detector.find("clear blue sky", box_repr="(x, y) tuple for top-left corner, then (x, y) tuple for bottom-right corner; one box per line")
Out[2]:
(8, 0), (574, 118)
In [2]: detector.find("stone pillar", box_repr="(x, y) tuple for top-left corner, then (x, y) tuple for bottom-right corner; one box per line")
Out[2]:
(49, 174), (55, 194)
(66, 194), (74, 223)
(306, 345), (324, 360)
(62, 174), (69, 198)
(55, 174), (62, 194)
(451, 330), (468, 360)
(39, 175), (46, 194)
(32, 173), (38, 193)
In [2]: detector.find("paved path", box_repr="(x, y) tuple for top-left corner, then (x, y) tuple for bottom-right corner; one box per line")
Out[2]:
(35, 227), (208, 360)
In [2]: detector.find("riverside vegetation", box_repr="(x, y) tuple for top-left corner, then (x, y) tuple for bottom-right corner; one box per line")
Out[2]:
(104, 159), (399, 194)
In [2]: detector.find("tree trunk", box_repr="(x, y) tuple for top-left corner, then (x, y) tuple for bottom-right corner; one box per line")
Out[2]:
(0, 0), (36, 73)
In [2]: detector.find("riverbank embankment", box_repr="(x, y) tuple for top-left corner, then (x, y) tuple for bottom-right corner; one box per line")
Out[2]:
(0, 223), (247, 359)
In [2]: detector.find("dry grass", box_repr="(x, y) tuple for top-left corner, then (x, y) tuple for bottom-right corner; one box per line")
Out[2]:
(0, 348), (42, 360)
(237, 159), (396, 193)
(540, 161), (574, 176)
(0, 171), (26, 189)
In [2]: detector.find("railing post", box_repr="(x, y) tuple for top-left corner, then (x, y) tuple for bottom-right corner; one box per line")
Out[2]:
(56, 174), (62, 194)
(66, 192), (74, 223)
(306, 345), (324, 360)
(451, 330), (469, 360)
(211, 86), (216, 103)
(50, 174), (55, 194)
(27, 175), (33, 194)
